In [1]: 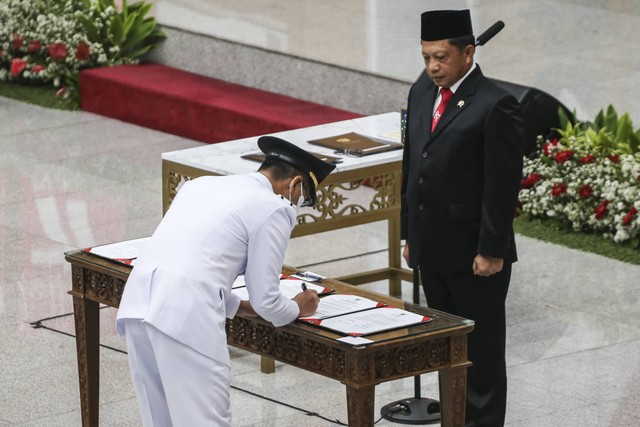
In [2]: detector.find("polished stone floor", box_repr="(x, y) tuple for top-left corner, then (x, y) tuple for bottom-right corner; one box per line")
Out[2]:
(156, 0), (640, 122)
(2, 1), (640, 426)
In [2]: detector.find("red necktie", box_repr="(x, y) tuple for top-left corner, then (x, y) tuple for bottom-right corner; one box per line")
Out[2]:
(431, 88), (453, 132)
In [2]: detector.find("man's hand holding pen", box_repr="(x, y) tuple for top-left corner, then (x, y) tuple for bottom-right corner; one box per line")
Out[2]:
(294, 282), (320, 317)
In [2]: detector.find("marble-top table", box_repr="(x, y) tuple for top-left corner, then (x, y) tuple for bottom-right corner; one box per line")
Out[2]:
(161, 112), (411, 294)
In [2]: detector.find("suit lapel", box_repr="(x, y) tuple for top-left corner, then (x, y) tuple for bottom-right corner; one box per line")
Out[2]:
(426, 66), (483, 146)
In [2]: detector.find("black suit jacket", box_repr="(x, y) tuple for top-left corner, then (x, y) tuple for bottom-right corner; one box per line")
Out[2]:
(401, 66), (524, 272)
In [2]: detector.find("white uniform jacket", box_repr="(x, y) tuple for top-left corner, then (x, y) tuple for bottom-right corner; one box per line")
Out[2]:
(116, 173), (300, 367)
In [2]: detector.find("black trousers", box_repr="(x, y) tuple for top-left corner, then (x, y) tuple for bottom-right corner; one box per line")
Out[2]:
(419, 263), (511, 427)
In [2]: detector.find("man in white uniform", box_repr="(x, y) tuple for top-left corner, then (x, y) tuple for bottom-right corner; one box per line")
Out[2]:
(116, 136), (335, 426)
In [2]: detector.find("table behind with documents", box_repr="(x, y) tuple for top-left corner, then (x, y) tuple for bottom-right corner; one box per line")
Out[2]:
(162, 112), (411, 295)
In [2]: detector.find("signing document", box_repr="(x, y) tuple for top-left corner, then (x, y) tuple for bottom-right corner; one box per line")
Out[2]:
(299, 295), (385, 321)
(231, 276), (330, 300)
(315, 307), (431, 336)
(232, 277), (431, 337)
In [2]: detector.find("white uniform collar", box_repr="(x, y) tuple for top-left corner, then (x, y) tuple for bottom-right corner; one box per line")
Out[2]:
(252, 172), (293, 205)
(251, 172), (273, 190)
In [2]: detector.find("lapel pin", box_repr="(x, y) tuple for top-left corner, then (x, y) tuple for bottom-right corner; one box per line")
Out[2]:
(457, 100), (465, 108)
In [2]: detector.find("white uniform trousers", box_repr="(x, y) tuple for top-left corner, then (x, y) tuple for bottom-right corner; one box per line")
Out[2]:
(123, 319), (232, 426)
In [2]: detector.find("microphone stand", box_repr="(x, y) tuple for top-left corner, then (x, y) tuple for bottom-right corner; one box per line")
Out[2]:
(475, 20), (505, 46)
(380, 267), (440, 424)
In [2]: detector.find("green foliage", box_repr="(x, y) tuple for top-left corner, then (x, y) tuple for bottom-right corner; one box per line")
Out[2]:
(557, 105), (640, 156)
(558, 106), (573, 130)
(514, 215), (640, 265)
(0, 81), (80, 110)
(77, 0), (165, 62)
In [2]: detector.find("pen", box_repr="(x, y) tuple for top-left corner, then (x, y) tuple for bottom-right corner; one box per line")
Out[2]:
(317, 290), (336, 297)
(295, 271), (324, 281)
(361, 144), (391, 152)
(301, 282), (307, 291)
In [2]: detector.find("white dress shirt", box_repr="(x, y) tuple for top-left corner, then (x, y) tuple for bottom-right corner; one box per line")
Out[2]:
(432, 61), (477, 115)
(116, 172), (300, 367)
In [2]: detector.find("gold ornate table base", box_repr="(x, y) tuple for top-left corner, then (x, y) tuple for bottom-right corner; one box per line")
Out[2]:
(66, 250), (473, 427)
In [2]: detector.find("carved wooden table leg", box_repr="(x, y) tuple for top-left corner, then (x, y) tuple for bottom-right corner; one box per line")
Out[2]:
(438, 366), (468, 427)
(346, 384), (375, 427)
(72, 293), (100, 427)
(260, 356), (275, 374)
(388, 215), (402, 296)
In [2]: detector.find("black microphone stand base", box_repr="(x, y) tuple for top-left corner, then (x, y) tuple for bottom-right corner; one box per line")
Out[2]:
(381, 267), (440, 424)
(380, 397), (440, 424)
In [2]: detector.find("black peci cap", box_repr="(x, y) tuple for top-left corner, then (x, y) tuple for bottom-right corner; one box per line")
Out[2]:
(258, 136), (336, 206)
(421, 9), (473, 41)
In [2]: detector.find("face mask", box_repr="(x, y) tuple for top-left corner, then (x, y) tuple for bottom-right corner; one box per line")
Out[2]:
(288, 180), (305, 210)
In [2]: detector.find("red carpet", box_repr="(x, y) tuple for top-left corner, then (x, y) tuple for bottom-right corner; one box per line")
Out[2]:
(79, 63), (362, 143)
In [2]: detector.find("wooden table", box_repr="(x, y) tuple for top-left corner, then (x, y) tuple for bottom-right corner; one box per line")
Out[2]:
(66, 249), (473, 427)
(162, 112), (412, 295)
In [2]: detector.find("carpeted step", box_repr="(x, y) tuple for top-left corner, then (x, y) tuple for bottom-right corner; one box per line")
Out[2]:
(79, 63), (362, 143)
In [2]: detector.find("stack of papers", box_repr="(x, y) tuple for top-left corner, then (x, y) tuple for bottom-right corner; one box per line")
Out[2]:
(299, 294), (385, 322)
(83, 237), (150, 266)
(312, 307), (431, 337)
(299, 294), (431, 336)
(231, 275), (432, 340)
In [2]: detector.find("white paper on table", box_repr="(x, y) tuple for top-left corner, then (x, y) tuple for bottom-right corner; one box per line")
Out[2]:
(278, 278), (329, 297)
(232, 275), (246, 289)
(312, 307), (432, 336)
(336, 336), (374, 347)
(231, 287), (250, 300)
(83, 237), (150, 264)
(298, 294), (385, 321)
(379, 130), (402, 142)
(231, 277), (329, 301)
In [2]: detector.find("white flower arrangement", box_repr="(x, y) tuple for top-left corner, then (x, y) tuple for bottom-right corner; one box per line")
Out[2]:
(0, 0), (163, 94)
(519, 107), (640, 248)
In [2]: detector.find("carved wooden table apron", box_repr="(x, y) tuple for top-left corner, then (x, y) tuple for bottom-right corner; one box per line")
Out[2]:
(66, 249), (473, 427)
(162, 112), (413, 297)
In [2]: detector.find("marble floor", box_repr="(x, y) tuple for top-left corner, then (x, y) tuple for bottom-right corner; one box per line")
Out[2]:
(154, 0), (640, 122)
(2, 1), (640, 426)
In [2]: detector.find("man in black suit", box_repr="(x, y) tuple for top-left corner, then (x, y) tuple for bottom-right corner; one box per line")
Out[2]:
(401, 9), (524, 427)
